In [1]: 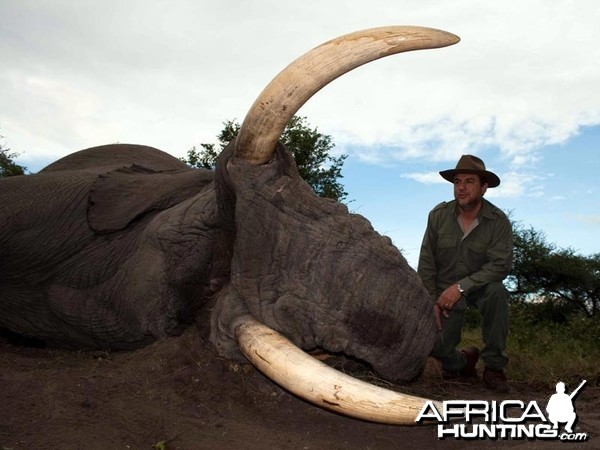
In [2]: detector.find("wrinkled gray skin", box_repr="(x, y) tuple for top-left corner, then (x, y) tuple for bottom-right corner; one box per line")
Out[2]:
(0, 144), (216, 348)
(0, 140), (436, 382)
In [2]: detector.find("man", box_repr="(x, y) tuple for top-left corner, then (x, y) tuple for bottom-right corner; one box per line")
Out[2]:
(418, 155), (513, 392)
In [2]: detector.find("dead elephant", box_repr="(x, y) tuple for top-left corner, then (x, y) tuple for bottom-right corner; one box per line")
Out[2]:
(0, 26), (460, 424)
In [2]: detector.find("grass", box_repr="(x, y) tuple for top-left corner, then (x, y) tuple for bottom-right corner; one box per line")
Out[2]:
(461, 305), (600, 389)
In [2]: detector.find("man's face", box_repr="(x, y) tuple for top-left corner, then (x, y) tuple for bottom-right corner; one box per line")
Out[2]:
(453, 173), (487, 210)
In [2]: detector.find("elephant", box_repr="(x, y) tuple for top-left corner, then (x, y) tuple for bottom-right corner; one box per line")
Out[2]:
(0, 26), (460, 424)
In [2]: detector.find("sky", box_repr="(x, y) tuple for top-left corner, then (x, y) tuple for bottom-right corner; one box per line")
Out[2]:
(1, 0), (599, 268)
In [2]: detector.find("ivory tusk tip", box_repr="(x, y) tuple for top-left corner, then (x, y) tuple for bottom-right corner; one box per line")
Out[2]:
(443, 32), (461, 46)
(418, 27), (461, 48)
(445, 33), (461, 46)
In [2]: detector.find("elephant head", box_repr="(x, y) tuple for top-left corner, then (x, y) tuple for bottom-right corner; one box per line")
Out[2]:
(0, 26), (459, 424)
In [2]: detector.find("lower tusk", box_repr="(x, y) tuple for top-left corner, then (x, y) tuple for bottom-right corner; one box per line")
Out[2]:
(232, 314), (442, 425)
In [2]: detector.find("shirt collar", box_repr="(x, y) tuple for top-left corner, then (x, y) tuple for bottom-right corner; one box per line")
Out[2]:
(452, 198), (495, 220)
(479, 199), (496, 220)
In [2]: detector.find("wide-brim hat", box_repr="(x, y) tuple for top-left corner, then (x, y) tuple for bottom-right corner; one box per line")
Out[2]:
(439, 154), (500, 188)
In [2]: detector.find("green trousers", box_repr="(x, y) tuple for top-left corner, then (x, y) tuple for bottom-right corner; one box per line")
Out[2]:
(432, 281), (509, 373)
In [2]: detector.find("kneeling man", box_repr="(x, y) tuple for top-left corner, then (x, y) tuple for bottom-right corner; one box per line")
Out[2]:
(418, 155), (513, 392)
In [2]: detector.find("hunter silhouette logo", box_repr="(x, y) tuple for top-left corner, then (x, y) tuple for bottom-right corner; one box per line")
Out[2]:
(416, 379), (589, 441)
(546, 380), (586, 434)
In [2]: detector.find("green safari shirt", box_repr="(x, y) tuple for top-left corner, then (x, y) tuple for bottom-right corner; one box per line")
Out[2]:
(417, 199), (513, 300)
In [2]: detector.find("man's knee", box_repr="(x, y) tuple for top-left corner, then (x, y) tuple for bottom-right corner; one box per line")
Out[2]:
(475, 281), (509, 315)
(483, 281), (509, 299)
(479, 282), (509, 304)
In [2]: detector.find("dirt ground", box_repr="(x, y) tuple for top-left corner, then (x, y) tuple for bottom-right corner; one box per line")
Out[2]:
(1, 320), (598, 450)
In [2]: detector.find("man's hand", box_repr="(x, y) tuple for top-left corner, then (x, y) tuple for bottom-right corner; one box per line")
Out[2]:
(434, 284), (463, 330)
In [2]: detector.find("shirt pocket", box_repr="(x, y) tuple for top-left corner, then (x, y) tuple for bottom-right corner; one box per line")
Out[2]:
(436, 234), (457, 265)
(465, 240), (488, 268)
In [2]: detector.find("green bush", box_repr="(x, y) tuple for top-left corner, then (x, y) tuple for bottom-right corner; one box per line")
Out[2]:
(463, 302), (600, 388)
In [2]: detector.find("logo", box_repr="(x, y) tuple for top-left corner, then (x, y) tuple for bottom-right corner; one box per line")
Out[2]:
(416, 380), (588, 442)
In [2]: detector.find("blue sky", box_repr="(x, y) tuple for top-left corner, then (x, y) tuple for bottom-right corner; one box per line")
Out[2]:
(343, 125), (600, 267)
(1, 0), (599, 268)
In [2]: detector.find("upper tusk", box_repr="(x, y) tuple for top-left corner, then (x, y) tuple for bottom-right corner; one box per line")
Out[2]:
(232, 315), (442, 425)
(234, 26), (460, 165)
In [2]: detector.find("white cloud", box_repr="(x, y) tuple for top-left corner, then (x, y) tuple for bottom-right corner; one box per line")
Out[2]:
(1, 0), (599, 172)
(486, 170), (545, 199)
(402, 172), (446, 185)
(578, 215), (600, 226)
(403, 167), (546, 199)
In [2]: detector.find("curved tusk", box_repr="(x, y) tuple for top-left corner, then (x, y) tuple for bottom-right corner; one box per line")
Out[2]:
(232, 315), (442, 425)
(234, 26), (460, 165)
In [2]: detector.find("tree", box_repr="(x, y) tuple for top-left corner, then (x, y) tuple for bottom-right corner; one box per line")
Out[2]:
(0, 134), (26, 177)
(508, 223), (600, 318)
(185, 116), (348, 202)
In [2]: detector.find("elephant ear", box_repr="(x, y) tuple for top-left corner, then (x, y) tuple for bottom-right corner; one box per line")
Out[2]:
(88, 164), (212, 233)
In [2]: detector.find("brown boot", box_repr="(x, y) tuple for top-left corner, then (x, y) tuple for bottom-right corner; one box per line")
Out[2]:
(483, 367), (510, 393)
